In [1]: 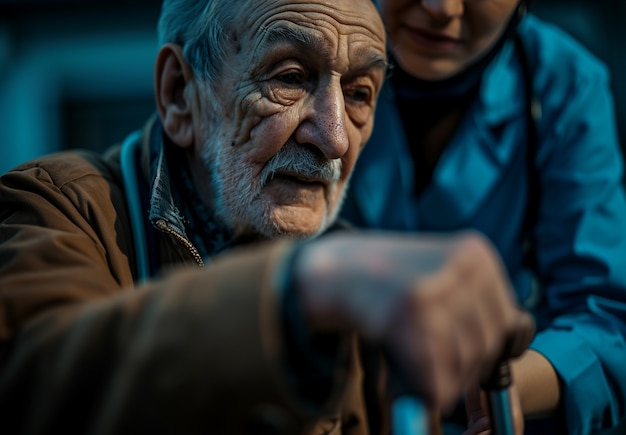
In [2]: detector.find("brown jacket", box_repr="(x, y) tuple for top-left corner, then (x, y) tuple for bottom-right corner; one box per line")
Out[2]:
(0, 120), (383, 434)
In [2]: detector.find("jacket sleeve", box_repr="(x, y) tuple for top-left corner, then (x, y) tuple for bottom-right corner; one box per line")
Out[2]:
(529, 32), (626, 434)
(0, 159), (357, 434)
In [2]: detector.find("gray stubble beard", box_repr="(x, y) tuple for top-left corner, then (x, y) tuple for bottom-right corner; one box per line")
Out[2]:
(200, 132), (347, 241)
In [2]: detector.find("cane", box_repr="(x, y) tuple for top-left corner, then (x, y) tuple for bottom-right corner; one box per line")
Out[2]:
(392, 395), (428, 435)
(388, 357), (430, 435)
(483, 360), (516, 435)
(391, 361), (516, 435)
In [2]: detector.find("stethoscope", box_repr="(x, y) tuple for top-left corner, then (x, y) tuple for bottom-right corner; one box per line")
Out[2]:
(120, 129), (152, 282)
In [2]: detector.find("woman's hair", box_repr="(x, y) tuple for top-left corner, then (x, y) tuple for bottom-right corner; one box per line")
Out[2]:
(157, 0), (239, 82)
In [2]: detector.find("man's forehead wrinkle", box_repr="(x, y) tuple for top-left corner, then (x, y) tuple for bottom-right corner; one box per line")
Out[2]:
(258, 24), (328, 54)
(243, 2), (385, 46)
(322, 7), (386, 48)
(251, 22), (385, 72)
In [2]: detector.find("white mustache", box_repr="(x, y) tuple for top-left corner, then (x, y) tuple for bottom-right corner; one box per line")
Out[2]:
(261, 144), (342, 186)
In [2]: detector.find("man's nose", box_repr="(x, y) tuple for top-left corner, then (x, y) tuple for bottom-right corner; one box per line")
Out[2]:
(296, 81), (349, 160)
(421, 0), (464, 20)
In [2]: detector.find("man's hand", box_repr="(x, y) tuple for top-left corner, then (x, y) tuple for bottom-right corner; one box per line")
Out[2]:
(464, 378), (524, 435)
(293, 231), (535, 412)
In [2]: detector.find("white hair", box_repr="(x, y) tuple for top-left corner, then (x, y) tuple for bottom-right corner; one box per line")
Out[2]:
(157, 0), (241, 83)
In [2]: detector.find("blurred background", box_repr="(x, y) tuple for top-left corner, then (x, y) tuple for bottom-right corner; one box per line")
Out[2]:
(0, 0), (624, 175)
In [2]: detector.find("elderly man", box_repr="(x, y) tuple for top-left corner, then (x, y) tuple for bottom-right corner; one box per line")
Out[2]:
(0, 0), (533, 433)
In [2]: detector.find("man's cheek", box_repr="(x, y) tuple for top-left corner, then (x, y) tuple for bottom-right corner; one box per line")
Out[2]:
(341, 133), (364, 177)
(246, 112), (298, 161)
(232, 95), (287, 148)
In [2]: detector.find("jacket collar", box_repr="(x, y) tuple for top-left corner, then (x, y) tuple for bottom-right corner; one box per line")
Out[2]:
(481, 40), (525, 131)
(141, 117), (189, 238)
(139, 116), (235, 259)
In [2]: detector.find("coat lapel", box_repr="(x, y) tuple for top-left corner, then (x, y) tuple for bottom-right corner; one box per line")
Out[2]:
(350, 85), (420, 230)
(351, 42), (528, 230)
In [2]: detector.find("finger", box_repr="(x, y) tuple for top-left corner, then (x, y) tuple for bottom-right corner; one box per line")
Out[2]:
(427, 407), (443, 435)
(465, 383), (485, 426)
(508, 383), (524, 435)
(506, 310), (536, 358)
(395, 273), (461, 411)
(462, 415), (491, 435)
(447, 247), (504, 387)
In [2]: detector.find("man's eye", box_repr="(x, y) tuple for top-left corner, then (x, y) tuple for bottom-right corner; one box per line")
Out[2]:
(345, 87), (371, 104)
(277, 72), (305, 85)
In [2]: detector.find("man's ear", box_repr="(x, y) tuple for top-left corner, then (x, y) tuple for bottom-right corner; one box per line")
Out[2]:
(154, 43), (195, 149)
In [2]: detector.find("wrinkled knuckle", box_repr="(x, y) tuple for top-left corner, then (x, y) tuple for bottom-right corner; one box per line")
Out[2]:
(483, 328), (501, 361)
(470, 332), (489, 366)
(458, 229), (489, 249)
(406, 278), (432, 314)
(508, 312), (535, 357)
(457, 231), (496, 265)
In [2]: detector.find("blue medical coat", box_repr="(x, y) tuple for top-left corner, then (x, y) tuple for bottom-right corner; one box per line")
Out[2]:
(342, 15), (626, 435)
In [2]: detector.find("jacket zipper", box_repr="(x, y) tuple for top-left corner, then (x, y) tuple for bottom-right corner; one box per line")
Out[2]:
(155, 219), (205, 267)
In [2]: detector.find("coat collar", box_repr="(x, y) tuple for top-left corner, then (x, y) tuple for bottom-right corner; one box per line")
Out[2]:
(481, 41), (525, 131)
(141, 117), (189, 238)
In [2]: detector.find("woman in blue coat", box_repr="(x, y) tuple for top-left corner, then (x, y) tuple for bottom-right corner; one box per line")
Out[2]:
(342, 0), (626, 433)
